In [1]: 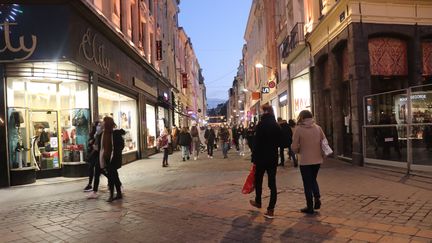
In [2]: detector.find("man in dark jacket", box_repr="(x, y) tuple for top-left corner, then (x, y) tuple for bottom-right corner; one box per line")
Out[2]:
(250, 104), (282, 219)
(204, 125), (216, 158)
(277, 118), (291, 166)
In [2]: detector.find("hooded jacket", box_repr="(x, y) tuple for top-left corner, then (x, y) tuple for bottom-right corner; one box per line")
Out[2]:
(291, 118), (325, 165)
(252, 113), (282, 167)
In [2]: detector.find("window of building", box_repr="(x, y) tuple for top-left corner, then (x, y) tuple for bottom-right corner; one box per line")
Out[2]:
(98, 87), (138, 153)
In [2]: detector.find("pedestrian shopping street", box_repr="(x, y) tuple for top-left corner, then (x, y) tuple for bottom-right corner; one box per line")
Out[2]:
(1, 150), (431, 243)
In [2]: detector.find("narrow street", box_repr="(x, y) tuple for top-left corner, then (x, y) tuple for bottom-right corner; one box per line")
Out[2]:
(1, 150), (431, 243)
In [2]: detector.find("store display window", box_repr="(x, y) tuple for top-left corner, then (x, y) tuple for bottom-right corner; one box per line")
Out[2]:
(6, 62), (90, 170)
(146, 104), (157, 148)
(98, 87), (138, 153)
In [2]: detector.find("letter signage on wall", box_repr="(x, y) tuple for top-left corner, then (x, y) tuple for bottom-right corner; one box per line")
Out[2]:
(79, 28), (110, 75)
(156, 40), (162, 61)
(0, 22), (37, 62)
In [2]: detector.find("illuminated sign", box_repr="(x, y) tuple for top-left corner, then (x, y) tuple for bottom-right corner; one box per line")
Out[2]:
(261, 87), (270, 94)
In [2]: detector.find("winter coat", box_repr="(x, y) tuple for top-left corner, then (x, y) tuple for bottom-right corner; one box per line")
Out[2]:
(204, 129), (216, 143)
(279, 122), (293, 148)
(237, 127), (246, 139)
(177, 131), (192, 146)
(110, 129), (126, 169)
(291, 118), (325, 165)
(219, 128), (230, 143)
(252, 113), (282, 167)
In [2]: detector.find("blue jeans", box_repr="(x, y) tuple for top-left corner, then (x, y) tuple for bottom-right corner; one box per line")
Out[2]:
(222, 142), (229, 158)
(181, 146), (189, 159)
(300, 164), (321, 209)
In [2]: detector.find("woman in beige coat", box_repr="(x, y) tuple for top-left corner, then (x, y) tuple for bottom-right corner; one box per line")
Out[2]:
(291, 110), (326, 214)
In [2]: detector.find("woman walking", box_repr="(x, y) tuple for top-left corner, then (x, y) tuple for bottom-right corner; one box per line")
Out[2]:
(100, 116), (125, 202)
(204, 125), (216, 158)
(190, 124), (200, 160)
(291, 110), (325, 214)
(287, 119), (298, 167)
(158, 128), (171, 167)
(177, 127), (192, 161)
(219, 124), (230, 159)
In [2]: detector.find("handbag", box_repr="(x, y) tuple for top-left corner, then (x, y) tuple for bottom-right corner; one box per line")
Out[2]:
(242, 164), (256, 194)
(321, 138), (333, 156)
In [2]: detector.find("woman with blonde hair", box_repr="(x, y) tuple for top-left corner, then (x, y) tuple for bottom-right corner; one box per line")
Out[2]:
(291, 110), (326, 214)
(158, 128), (171, 167)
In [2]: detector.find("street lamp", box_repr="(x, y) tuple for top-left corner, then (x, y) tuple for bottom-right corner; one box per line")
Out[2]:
(255, 63), (272, 70)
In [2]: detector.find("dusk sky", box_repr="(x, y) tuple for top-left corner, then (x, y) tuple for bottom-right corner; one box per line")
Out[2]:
(178, 0), (252, 108)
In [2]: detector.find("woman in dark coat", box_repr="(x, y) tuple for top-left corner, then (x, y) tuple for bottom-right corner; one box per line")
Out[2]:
(84, 121), (101, 195)
(204, 125), (216, 158)
(246, 122), (256, 155)
(177, 127), (192, 161)
(100, 116), (125, 202)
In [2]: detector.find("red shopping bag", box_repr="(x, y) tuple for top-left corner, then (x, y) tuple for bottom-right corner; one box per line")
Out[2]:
(242, 164), (256, 194)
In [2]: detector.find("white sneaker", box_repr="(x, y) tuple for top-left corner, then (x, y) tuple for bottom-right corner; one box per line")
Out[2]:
(210, 156), (213, 159)
(207, 155), (210, 158)
(87, 191), (98, 199)
(194, 157), (197, 160)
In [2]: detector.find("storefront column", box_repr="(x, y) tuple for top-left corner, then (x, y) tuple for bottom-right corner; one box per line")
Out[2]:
(139, 94), (148, 159)
(350, 23), (372, 166)
(329, 51), (344, 157)
(90, 72), (99, 122)
(0, 65), (10, 187)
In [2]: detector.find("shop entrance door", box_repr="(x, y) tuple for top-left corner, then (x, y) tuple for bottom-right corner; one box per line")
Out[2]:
(29, 110), (60, 172)
(363, 84), (432, 173)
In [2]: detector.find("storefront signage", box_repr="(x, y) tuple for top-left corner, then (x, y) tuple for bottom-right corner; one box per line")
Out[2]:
(156, 40), (162, 61)
(133, 77), (157, 97)
(292, 74), (311, 118)
(279, 94), (287, 103)
(0, 22), (37, 62)
(261, 87), (270, 94)
(79, 28), (110, 75)
(182, 73), (188, 88)
(399, 94), (427, 102)
(268, 81), (276, 88)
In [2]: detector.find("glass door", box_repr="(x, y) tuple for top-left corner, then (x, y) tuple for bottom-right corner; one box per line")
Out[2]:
(29, 110), (60, 170)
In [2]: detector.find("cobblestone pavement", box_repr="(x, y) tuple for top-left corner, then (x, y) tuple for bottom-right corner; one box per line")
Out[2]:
(1, 149), (432, 243)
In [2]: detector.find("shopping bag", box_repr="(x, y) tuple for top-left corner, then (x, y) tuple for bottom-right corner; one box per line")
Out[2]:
(321, 138), (333, 156)
(242, 164), (256, 194)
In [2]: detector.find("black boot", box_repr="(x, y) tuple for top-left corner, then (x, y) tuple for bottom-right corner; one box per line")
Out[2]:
(314, 198), (321, 210)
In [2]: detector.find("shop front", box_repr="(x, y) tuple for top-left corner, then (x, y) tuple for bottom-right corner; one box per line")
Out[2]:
(0, 3), (167, 186)
(363, 85), (432, 172)
(291, 72), (311, 120)
(278, 91), (288, 121)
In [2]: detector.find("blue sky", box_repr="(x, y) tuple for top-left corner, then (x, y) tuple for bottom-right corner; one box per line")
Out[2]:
(178, 0), (252, 107)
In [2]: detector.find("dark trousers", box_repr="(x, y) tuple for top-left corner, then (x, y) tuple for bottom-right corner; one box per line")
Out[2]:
(288, 147), (298, 166)
(92, 159), (102, 192)
(279, 147), (285, 165)
(87, 155), (96, 185)
(108, 166), (122, 197)
(300, 164), (321, 209)
(162, 148), (169, 166)
(254, 165), (277, 210)
(207, 142), (214, 156)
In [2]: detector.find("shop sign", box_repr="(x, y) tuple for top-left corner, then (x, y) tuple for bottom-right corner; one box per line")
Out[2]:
(0, 22), (37, 62)
(133, 77), (157, 97)
(156, 40), (162, 61)
(292, 75), (311, 118)
(79, 28), (110, 75)
(182, 73), (188, 88)
(399, 94), (427, 102)
(268, 81), (276, 88)
(251, 92), (260, 100)
(261, 87), (270, 94)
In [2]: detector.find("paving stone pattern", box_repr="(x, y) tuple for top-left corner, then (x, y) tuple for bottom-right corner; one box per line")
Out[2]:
(0, 150), (431, 243)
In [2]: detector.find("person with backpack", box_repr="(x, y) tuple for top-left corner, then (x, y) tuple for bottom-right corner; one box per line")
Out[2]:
(158, 128), (171, 167)
(190, 124), (201, 160)
(100, 116), (125, 203)
(177, 127), (192, 161)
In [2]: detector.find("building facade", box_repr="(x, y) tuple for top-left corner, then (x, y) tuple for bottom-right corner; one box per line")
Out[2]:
(304, 0), (432, 172)
(0, 0), (205, 187)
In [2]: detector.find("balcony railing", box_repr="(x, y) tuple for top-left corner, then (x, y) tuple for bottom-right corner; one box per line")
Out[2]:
(282, 22), (305, 59)
(289, 22), (305, 51)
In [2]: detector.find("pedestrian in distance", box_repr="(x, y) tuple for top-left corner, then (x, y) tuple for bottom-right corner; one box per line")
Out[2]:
(291, 110), (325, 214)
(237, 124), (246, 156)
(287, 119), (298, 167)
(232, 124), (240, 151)
(100, 116), (125, 203)
(177, 127), (192, 161)
(190, 124), (201, 160)
(219, 124), (230, 159)
(158, 128), (171, 167)
(246, 122), (256, 155)
(249, 104), (282, 219)
(85, 121), (106, 199)
(204, 125), (216, 158)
